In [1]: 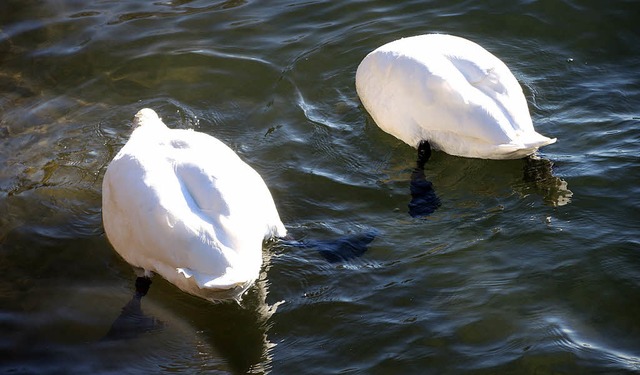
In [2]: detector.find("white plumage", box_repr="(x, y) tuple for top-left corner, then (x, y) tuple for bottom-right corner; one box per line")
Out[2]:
(102, 108), (286, 301)
(356, 34), (556, 159)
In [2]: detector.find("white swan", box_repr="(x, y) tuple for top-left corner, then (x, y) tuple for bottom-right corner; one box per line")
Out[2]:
(102, 108), (286, 302)
(356, 34), (556, 160)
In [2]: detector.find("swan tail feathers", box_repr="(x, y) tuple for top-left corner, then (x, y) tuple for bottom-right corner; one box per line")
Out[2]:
(521, 133), (557, 149)
(491, 133), (556, 159)
(177, 267), (253, 290)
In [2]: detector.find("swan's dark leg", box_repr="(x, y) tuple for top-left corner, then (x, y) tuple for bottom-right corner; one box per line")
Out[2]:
(135, 276), (152, 298)
(102, 276), (162, 340)
(409, 140), (441, 217)
(416, 139), (432, 170)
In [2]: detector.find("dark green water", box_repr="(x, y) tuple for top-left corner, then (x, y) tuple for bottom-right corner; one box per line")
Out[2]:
(1, 0), (639, 373)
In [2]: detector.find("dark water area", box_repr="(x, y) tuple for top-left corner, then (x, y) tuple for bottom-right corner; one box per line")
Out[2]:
(1, 0), (639, 373)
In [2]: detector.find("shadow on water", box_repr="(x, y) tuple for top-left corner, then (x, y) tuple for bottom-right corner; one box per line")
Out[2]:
(283, 229), (378, 263)
(93, 278), (278, 374)
(102, 277), (164, 341)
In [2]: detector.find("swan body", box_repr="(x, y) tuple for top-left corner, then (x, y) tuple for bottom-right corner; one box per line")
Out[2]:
(356, 34), (556, 159)
(102, 108), (286, 301)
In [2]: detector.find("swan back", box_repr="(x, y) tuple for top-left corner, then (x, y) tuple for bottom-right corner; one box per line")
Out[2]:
(356, 34), (556, 159)
(102, 109), (286, 301)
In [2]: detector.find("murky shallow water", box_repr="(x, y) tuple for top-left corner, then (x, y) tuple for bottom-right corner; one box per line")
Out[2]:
(1, 0), (639, 373)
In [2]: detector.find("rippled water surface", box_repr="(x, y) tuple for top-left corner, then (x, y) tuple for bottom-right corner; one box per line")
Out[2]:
(1, 0), (639, 373)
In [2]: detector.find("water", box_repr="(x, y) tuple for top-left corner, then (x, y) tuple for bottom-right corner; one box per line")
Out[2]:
(1, 0), (639, 373)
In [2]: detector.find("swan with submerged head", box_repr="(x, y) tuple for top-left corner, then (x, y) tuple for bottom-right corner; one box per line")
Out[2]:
(102, 108), (287, 303)
(356, 33), (556, 160)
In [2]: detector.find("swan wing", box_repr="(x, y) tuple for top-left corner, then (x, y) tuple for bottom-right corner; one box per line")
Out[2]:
(168, 129), (286, 241)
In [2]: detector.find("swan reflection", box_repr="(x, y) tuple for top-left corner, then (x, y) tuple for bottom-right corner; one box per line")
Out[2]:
(521, 155), (573, 207)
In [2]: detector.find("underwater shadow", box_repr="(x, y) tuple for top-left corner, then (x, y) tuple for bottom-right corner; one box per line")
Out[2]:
(102, 277), (163, 341)
(286, 228), (379, 263)
(102, 274), (279, 374)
